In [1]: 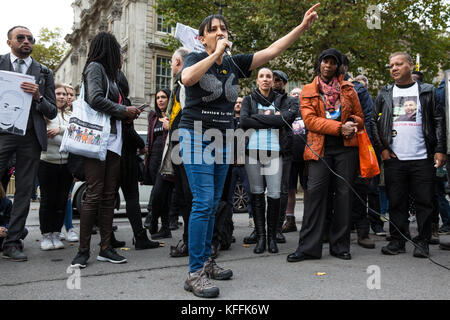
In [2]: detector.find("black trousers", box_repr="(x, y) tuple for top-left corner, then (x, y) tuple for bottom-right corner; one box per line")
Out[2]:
(38, 161), (73, 234)
(297, 145), (358, 258)
(0, 131), (41, 248)
(384, 158), (434, 242)
(351, 175), (383, 236)
(151, 173), (173, 228)
(351, 177), (371, 236)
(279, 156), (292, 223)
(120, 162), (145, 236)
(173, 163), (192, 243)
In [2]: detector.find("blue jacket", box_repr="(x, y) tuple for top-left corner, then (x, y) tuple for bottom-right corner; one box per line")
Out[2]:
(344, 75), (375, 140)
(436, 78), (445, 108)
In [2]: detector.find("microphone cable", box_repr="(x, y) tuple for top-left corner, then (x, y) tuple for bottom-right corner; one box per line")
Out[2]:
(228, 56), (450, 272)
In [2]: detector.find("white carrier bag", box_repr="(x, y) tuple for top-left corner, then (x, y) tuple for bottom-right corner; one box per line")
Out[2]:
(60, 81), (110, 161)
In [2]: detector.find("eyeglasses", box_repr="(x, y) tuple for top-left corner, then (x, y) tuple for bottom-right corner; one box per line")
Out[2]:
(16, 34), (35, 44)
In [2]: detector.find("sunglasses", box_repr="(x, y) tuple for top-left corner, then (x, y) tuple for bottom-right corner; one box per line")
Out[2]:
(16, 34), (35, 44)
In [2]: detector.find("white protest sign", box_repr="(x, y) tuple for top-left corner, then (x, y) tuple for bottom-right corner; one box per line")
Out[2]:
(0, 70), (34, 136)
(175, 22), (232, 53)
(175, 23), (205, 53)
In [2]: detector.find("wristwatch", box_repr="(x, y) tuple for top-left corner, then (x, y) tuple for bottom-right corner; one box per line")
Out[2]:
(35, 95), (43, 103)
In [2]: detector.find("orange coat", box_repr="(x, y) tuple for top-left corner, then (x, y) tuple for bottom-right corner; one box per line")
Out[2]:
(300, 75), (364, 161)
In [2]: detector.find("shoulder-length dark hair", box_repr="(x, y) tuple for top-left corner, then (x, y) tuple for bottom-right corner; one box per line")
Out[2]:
(83, 32), (122, 81)
(154, 88), (171, 118)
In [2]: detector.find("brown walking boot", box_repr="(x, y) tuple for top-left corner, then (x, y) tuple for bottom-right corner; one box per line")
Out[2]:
(282, 215), (297, 233)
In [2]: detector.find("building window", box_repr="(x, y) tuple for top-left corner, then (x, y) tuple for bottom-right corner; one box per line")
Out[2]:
(157, 15), (172, 33)
(156, 57), (171, 92)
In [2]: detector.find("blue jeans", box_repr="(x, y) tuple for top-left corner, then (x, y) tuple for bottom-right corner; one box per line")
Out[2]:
(64, 182), (75, 231)
(379, 186), (389, 215)
(435, 180), (450, 226)
(180, 129), (229, 273)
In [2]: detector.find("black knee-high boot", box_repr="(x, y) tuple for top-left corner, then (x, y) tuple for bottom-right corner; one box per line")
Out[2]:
(267, 197), (281, 253)
(252, 193), (266, 254)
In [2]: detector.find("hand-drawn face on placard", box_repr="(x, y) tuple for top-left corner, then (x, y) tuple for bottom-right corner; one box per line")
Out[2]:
(0, 90), (24, 130)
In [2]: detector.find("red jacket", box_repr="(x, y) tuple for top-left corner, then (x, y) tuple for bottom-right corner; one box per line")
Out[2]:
(300, 75), (364, 161)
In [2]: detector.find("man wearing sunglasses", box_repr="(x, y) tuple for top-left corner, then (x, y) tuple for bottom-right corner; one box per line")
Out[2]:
(0, 26), (57, 262)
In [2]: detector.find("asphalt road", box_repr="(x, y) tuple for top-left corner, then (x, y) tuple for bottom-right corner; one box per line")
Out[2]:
(0, 200), (449, 301)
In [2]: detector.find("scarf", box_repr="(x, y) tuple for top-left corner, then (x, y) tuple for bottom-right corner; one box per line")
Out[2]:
(318, 76), (341, 112)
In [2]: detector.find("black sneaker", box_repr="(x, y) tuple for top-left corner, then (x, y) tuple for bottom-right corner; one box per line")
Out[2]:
(413, 239), (429, 258)
(2, 246), (27, 262)
(70, 249), (90, 268)
(381, 240), (406, 255)
(97, 247), (127, 264)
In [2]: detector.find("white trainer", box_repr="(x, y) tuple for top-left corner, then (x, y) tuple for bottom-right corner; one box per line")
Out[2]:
(66, 228), (79, 242)
(59, 232), (66, 241)
(40, 233), (55, 251)
(52, 232), (65, 249)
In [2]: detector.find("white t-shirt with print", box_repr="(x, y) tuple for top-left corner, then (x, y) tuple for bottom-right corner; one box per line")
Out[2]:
(390, 82), (427, 160)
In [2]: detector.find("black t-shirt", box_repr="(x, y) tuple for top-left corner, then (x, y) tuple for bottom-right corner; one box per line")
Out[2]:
(180, 52), (253, 131)
(151, 121), (164, 158)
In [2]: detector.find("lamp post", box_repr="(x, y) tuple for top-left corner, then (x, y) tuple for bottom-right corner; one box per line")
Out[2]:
(214, 0), (227, 15)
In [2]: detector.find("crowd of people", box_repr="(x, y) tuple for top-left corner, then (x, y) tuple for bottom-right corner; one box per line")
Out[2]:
(1, 2), (449, 299)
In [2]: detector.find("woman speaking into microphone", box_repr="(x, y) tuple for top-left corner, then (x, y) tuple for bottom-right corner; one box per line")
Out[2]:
(179, 3), (320, 298)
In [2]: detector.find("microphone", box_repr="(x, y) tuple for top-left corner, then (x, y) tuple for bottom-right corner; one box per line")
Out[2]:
(219, 36), (232, 56)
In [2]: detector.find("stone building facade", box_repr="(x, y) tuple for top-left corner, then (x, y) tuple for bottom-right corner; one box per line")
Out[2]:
(54, 0), (173, 130)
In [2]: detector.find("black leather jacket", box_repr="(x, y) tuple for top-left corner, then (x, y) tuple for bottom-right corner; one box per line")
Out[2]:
(83, 62), (128, 134)
(370, 82), (446, 157)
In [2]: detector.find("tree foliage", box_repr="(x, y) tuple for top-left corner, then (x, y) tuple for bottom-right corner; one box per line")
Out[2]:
(155, 0), (449, 95)
(31, 28), (69, 72)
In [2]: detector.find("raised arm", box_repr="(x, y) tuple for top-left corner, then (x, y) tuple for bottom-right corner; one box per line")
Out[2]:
(250, 3), (320, 71)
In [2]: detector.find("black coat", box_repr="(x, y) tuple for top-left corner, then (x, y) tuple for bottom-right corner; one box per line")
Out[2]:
(117, 76), (145, 188)
(370, 82), (446, 157)
(240, 89), (298, 157)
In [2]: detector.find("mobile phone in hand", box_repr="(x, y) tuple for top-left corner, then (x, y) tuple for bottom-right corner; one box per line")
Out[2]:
(139, 104), (150, 111)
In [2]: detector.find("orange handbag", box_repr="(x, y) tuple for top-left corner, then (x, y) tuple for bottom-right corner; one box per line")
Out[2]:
(357, 128), (380, 178)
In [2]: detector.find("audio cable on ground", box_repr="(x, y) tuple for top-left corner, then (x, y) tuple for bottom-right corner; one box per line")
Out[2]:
(229, 56), (450, 271)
